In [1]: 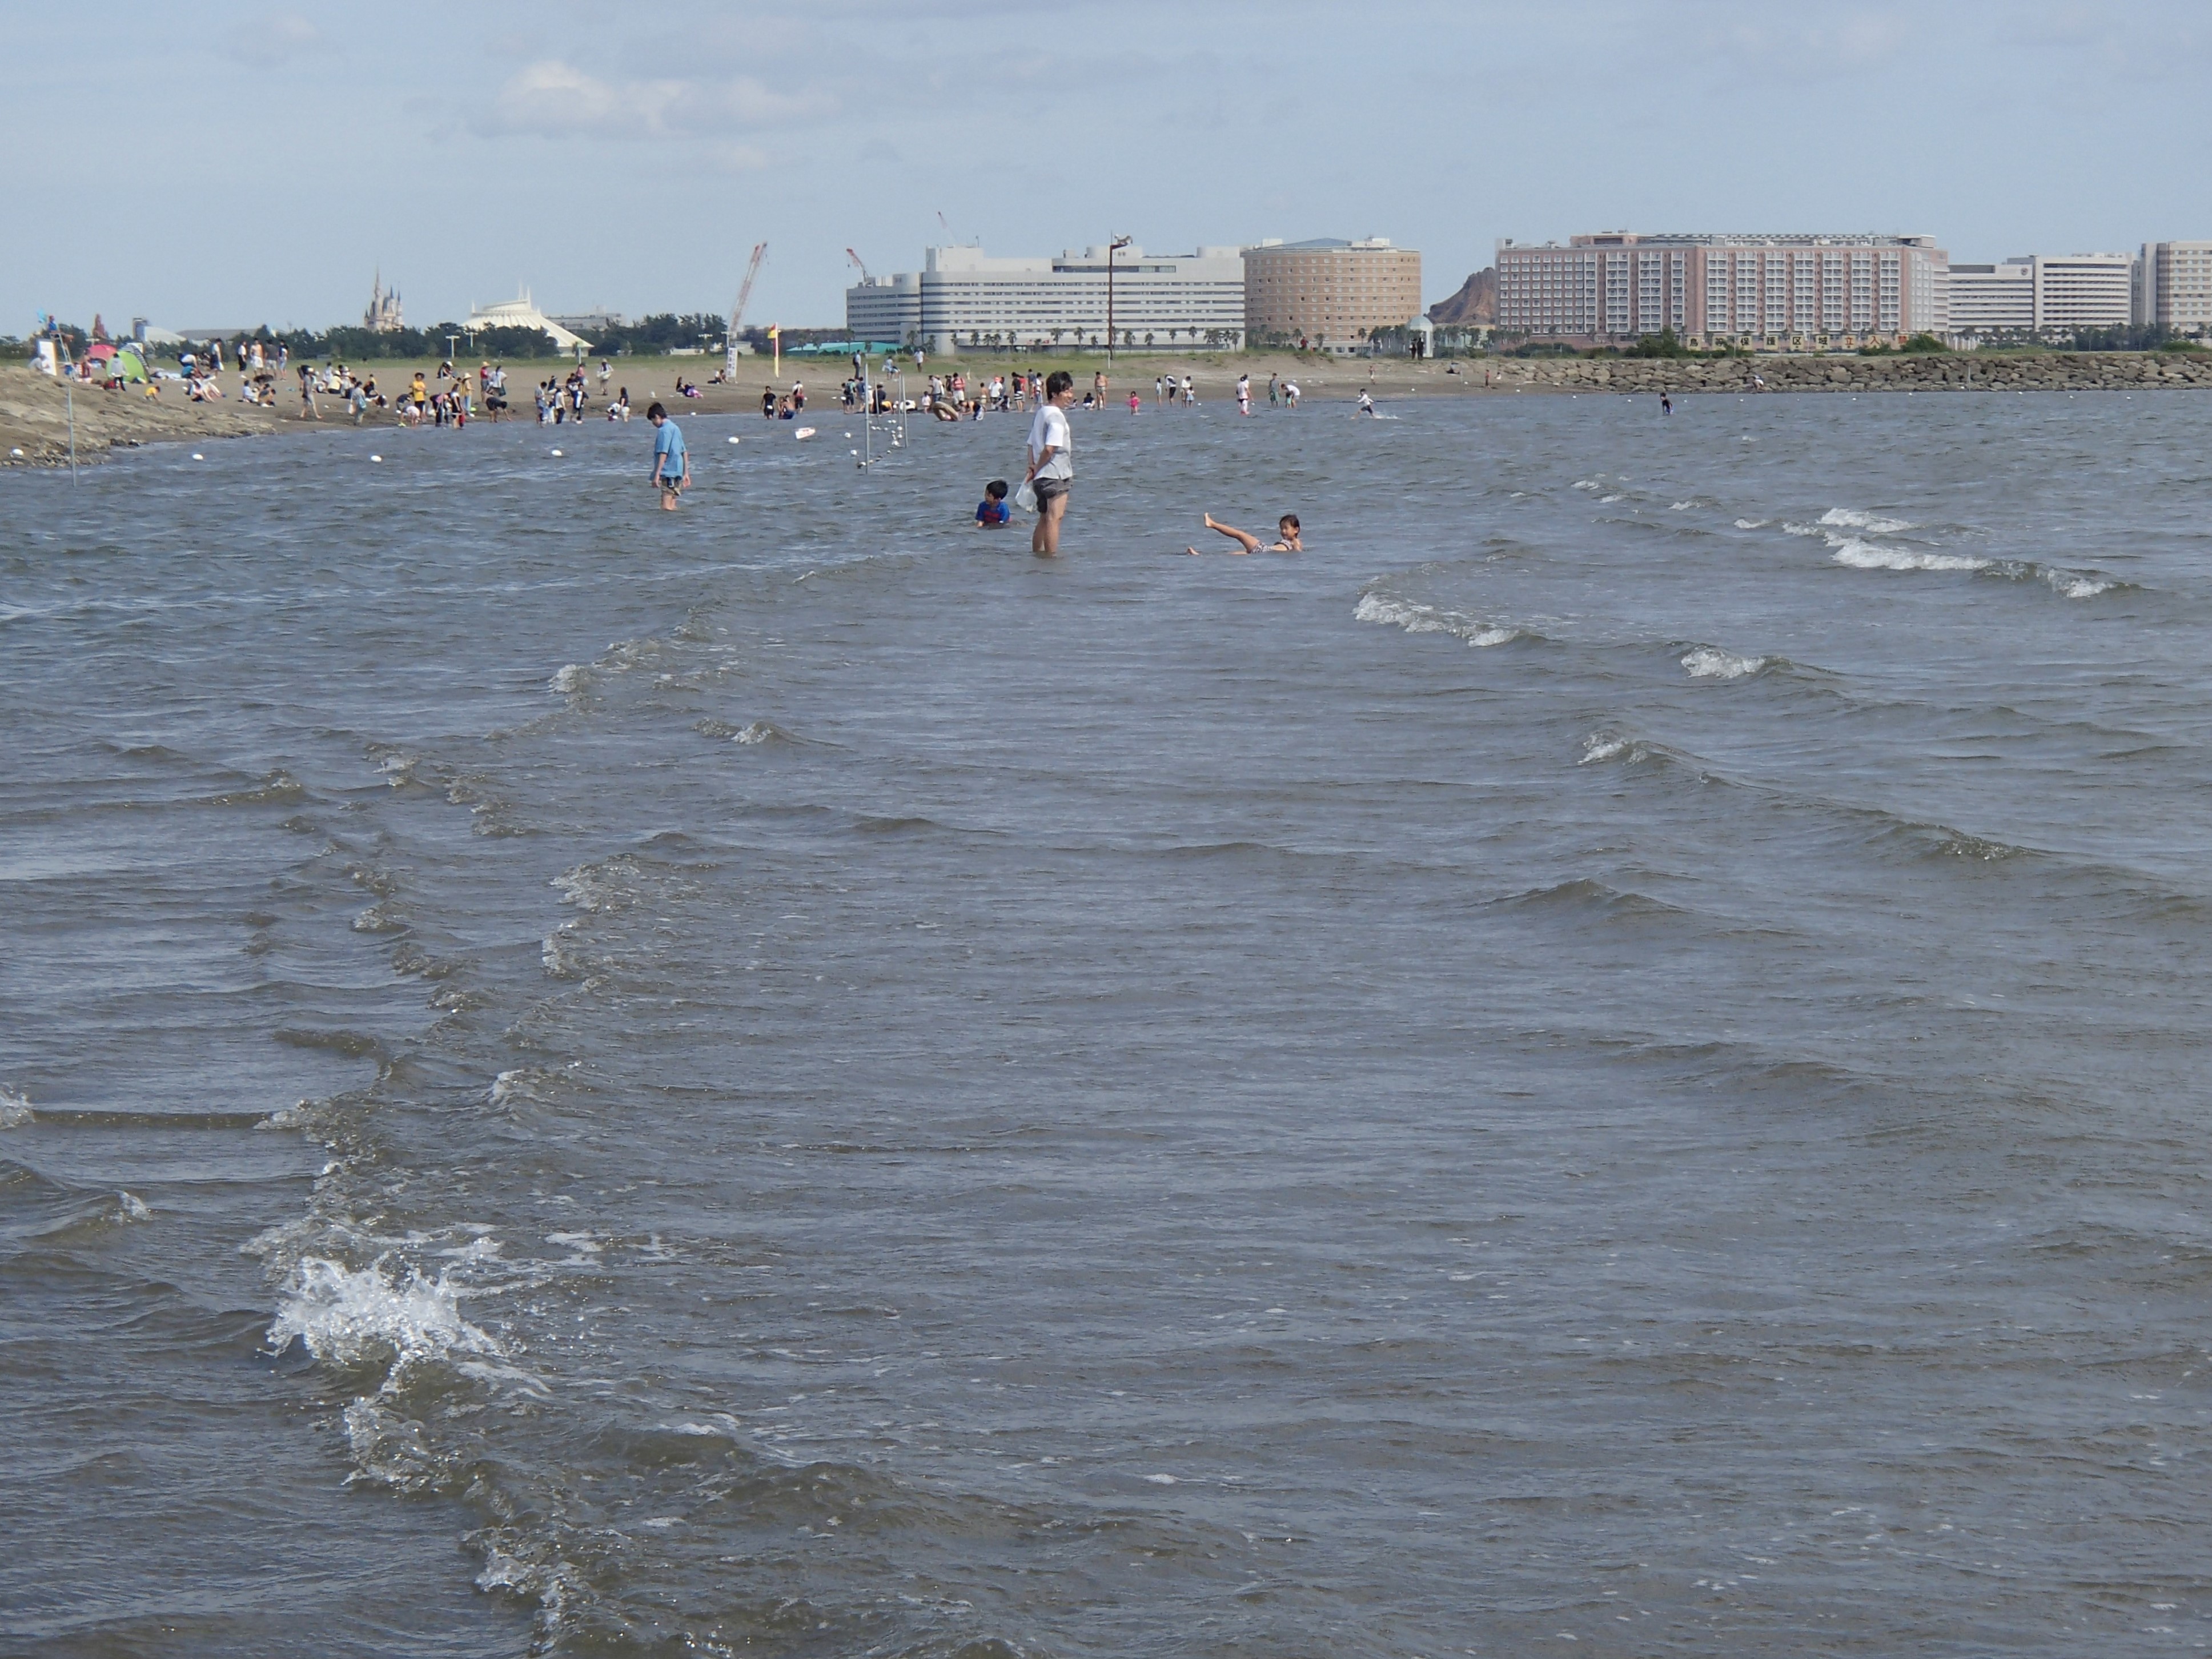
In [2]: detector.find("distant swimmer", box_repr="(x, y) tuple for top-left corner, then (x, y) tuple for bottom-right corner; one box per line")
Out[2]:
(1186, 512), (1302, 556)
(1661, 392), (1673, 415)
(1237, 373), (1251, 416)
(1282, 380), (1299, 408)
(1356, 389), (1376, 416)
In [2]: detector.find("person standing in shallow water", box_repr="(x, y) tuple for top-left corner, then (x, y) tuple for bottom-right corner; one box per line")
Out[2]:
(647, 401), (688, 510)
(1026, 369), (1077, 557)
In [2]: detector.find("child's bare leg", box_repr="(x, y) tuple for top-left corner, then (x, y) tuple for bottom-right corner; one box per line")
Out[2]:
(1202, 513), (1262, 554)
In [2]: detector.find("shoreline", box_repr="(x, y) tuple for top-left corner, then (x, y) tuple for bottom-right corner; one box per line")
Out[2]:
(7, 347), (2209, 467)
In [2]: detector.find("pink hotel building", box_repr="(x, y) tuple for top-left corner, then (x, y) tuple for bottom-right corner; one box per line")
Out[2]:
(1496, 232), (1949, 348)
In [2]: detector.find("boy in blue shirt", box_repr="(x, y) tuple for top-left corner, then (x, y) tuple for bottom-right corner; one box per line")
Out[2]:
(648, 401), (688, 509)
(975, 479), (1010, 527)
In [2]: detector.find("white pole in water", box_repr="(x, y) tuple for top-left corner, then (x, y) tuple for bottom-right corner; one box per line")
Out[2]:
(66, 379), (76, 482)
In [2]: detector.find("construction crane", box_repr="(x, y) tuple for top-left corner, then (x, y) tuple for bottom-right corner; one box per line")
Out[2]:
(846, 247), (872, 283)
(724, 242), (766, 380)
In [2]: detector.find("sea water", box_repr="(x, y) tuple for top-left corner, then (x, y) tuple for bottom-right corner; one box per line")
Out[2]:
(5, 390), (2211, 1656)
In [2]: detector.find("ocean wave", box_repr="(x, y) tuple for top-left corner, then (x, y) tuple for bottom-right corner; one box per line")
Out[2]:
(695, 716), (792, 745)
(1820, 507), (1916, 535)
(1734, 518), (1770, 529)
(2046, 571), (2117, 600)
(1680, 646), (1769, 680)
(1828, 538), (1990, 573)
(267, 1256), (500, 1375)
(549, 664), (590, 695)
(553, 855), (648, 914)
(0, 1086), (32, 1128)
(1355, 592), (1520, 648)
(1496, 877), (1693, 921)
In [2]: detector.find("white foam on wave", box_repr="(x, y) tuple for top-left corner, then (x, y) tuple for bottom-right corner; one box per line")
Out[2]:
(0, 1086), (31, 1128)
(1579, 736), (1631, 765)
(268, 1256), (500, 1371)
(734, 720), (775, 745)
(1781, 522), (1823, 538)
(118, 1191), (153, 1221)
(1670, 500), (1698, 512)
(1829, 538), (1988, 572)
(1597, 493), (1623, 504)
(1572, 479), (1601, 492)
(552, 856), (641, 914)
(1820, 507), (1915, 535)
(1681, 646), (1768, 680)
(1355, 592), (1519, 648)
(2045, 569), (2115, 600)
(549, 664), (589, 695)
(1734, 518), (1769, 530)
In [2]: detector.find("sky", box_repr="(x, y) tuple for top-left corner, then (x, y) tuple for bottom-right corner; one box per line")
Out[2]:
(6, 0), (2208, 334)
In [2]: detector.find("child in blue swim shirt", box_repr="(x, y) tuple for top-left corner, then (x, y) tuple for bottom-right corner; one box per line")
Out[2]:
(975, 479), (1010, 527)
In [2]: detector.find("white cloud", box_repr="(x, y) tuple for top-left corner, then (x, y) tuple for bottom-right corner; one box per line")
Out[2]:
(478, 60), (831, 140)
(225, 12), (325, 67)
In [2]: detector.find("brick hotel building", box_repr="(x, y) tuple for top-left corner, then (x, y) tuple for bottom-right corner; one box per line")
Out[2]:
(1495, 232), (1948, 349)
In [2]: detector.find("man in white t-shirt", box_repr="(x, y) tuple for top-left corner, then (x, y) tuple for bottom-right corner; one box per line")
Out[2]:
(1025, 369), (1077, 557)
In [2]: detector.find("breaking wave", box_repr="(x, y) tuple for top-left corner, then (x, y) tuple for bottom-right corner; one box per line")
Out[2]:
(1681, 646), (1769, 680)
(1355, 592), (1521, 648)
(267, 1256), (500, 1376)
(1819, 507), (1916, 535)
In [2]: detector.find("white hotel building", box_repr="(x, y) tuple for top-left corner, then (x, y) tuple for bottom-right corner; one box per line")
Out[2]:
(1495, 232), (1948, 348)
(1950, 253), (2136, 339)
(846, 244), (1247, 354)
(2137, 242), (2212, 335)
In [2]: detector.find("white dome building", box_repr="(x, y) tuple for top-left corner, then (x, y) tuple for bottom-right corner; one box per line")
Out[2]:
(465, 289), (593, 352)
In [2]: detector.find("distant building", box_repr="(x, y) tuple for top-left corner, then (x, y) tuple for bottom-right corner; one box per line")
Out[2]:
(548, 309), (625, 337)
(845, 244), (1246, 354)
(465, 290), (594, 352)
(363, 270), (404, 333)
(2020, 254), (2134, 331)
(1948, 262), (2036, 336)
(1242, 238), (1423, 349)
(2137, 242), (2212, 335)
(1495, 232), (1947, 348)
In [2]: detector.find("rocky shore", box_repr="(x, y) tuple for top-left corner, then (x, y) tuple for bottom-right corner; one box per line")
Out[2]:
(1462, 349), (2212, 395)
(0, 365), (280, 466)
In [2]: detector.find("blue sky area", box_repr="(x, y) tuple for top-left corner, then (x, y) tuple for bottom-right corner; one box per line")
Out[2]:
(7, 0), (2207, 333)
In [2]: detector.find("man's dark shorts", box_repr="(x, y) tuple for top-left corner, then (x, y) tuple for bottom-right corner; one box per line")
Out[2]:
(1034, 476), (1070, 505)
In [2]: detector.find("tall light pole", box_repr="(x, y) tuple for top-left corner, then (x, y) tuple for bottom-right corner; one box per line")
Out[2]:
(1106, 235), (1132, 365)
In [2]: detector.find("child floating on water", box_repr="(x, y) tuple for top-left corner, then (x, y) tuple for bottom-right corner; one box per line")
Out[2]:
(1186, 513), (1302, 555)
(975, 479), (1010, 527)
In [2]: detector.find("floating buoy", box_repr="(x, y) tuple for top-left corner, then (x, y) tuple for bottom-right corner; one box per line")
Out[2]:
(192, 452), (204, 460)
(550, 448), (563, 456)
(794, 427), (815, 439)
(726, 435), (741, 444)
(9, 447), (23, 457)
(371, 454), (383, 463)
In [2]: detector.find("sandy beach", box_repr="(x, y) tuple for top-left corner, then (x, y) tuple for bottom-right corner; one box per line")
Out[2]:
(11, 345), (2207, 468)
